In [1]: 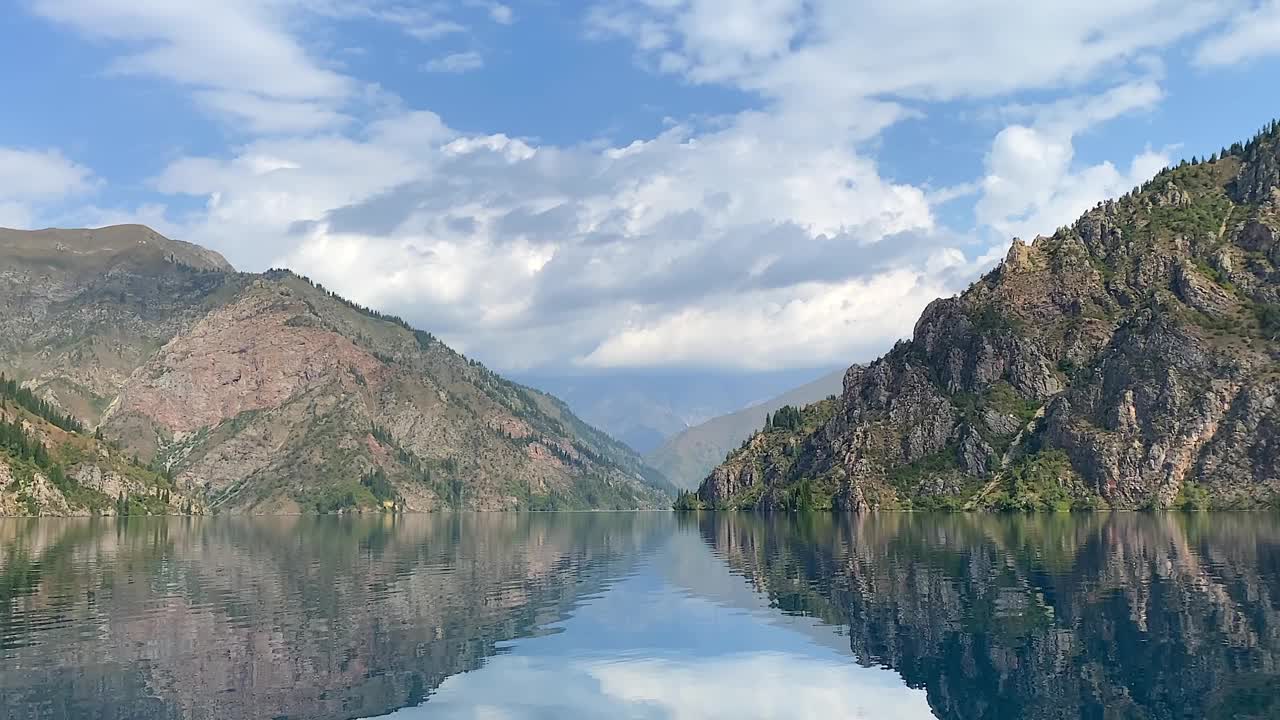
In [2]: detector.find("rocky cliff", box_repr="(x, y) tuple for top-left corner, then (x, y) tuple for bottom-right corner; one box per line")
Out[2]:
(698, 120), (1280, 511)
(0, 227), (672, 514)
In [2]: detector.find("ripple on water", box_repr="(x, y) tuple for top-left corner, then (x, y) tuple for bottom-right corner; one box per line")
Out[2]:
(1, 513), (1279, 719)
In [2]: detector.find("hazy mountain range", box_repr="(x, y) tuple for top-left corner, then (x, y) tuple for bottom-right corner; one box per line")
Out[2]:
(518, 369), (840, 456)
(645, 369), (845, 488)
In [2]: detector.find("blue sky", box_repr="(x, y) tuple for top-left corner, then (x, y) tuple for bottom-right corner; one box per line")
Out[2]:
(2, 0), (1279, 374)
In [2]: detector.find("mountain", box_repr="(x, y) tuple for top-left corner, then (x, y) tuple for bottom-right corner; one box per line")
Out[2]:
(519, 369), (835, 455)
(693, 120), (1280, 512)
(0, 225), (672, 515)
(0, 374), (191, 516)
(646, 368), (844, 488)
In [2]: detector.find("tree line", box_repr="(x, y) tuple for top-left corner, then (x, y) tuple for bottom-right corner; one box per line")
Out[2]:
(765, 405), (803, 433)
(0, 374), (84, 433)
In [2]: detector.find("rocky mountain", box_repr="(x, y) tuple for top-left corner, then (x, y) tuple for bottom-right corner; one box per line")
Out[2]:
(647, 368), (844, 489)
(695, 120), (1280, 511)
(0, 226), (672, 514)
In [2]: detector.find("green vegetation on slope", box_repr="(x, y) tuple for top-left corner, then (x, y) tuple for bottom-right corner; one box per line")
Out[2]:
(1, 374), (84, 433)
(695, 118), (1280, 513)
(2, 379), (190, 515)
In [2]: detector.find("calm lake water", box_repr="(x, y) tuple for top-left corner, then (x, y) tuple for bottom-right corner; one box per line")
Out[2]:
(1, 512), (1278, 719)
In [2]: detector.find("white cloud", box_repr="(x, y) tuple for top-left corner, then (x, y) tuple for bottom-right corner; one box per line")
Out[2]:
(1196, 0), (1280, 66)
(1023, 80), (1167, 135)
(0, 148), (95, 201)
(977, 82), (1171, 241)
(31, 0), (352, 134)
(580, 265), (964, 370)
(0, 147), (96, 228)
(21, 0), (1267, 372)
(487, 3), (514, 25)
(193, 90), (351, 134)
(590, 0), (1230, 103)
(146, 106), (938, 370)
(32, 0), (350, 100)
(424, 52), (486, 74)
(27, 0), (489, 131)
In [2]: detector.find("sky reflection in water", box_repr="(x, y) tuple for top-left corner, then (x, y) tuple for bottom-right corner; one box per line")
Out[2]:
(2, 512), (1278, 720)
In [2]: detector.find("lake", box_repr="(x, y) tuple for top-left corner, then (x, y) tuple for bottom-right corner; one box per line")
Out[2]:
(1, 512), (1278, 719)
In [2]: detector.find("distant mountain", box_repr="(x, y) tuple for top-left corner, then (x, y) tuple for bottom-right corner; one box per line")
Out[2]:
(517, 369), (835, 455)
(694, 120), (1280, 512)
(646, 368), (844, 488)
(0, 225), (672, 515)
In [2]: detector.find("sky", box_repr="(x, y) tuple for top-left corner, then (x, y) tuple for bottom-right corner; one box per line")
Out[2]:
(2, 0), (1279, 375)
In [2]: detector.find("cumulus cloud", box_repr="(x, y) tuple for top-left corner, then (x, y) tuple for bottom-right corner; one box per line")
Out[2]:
(0, 147), (96, 228)
(977, 82), (1171, 241)
(580, 264), (967, 370)
(148, 107), (939, 369)
(17, 0), (1268, 372)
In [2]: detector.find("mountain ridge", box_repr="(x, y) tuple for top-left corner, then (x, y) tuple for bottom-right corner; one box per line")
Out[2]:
(0, 226), (672, 514)
(692, 119), (1280, 512)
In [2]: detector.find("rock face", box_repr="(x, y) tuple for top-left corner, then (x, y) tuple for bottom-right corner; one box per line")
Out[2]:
(1, 227), (672, 514)
(698, 121), (1280, 511)
(0, 225), (241, 425)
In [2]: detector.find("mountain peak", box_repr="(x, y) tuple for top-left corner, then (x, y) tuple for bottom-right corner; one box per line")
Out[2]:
(696, 119), (1280, 512)
(0, 224), (234, 273)
(1, 225), (671, 514)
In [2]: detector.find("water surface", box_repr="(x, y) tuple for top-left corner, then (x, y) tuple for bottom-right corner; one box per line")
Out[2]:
(1, 512), (1278, 719)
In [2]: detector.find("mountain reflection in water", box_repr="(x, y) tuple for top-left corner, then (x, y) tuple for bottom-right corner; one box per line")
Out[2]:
(1, 512), (1278, 719)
